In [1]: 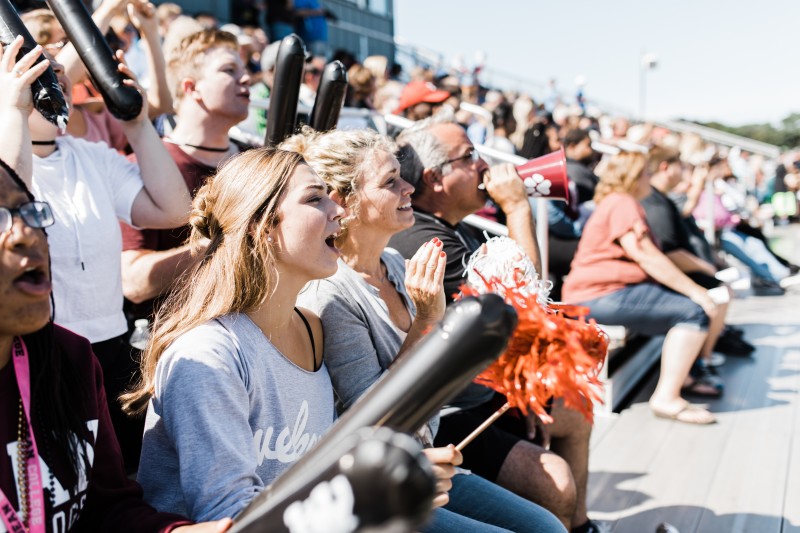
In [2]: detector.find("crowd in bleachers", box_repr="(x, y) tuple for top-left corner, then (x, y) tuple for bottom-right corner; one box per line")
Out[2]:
(2, 1), (800, 532)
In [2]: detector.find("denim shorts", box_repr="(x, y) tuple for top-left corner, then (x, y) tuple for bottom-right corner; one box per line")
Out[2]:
(578, 282), (709, 336)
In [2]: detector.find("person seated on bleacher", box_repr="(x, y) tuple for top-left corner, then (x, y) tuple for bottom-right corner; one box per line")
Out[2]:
(562, 151), (721, 425)
(388, 113), (599, 533)
(286, 127), (566, 533)
(7, 41), (190, 473)
(641, 146), (755, 360)
(125, 148), (466, 524)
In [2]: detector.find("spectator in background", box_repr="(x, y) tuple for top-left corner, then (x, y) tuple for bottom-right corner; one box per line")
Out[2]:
(293, 0), (331, 58)
(345, 63), (376, 109)
(519, 111), (559, 160)
(641, 146), (754, 363)
(156, 2), (182, 37)
(194, 11), (218, 29)
(265, 0), (294, 40)
(483, 101), (517, 160)
(562, 152), (721, 425)
(121, 29), (250, 326)
(299, 55), (326, 107)
(394, 80), (451, 121)
(545, 128), (598, 299)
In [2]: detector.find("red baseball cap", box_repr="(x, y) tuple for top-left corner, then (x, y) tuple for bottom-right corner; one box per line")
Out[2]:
(395, 80), (450, 114)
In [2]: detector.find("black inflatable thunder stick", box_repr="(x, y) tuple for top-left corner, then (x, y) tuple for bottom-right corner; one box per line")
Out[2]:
(231, 428), (436, 533)
(264, 33), (306, 147)
(309, 60), (347, 132)
(0, 0), (69, 128)
(45, 0), (142, 120)
(236, 295), (517, 528)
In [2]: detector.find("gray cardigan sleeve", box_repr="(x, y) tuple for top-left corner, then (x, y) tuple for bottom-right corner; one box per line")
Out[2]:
(299, 280), (387, 411)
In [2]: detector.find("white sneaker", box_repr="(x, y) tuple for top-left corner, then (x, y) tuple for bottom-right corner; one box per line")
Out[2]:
(779, 273), (800, 289)
(707, 353), (726, 367)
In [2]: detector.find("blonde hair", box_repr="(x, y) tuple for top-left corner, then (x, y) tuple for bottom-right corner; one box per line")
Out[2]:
(122, 148), (305, 415)
(280, 127), (396, 245)
(21, 9), (60, 45)
(165, 28), (237, 103)
(594, 151), (647, 204)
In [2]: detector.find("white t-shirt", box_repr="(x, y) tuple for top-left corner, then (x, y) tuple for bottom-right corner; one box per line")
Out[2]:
(32, 136), (143, 343)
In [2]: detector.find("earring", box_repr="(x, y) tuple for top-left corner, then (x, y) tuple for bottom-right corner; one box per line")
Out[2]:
(267, 235), (273, 243)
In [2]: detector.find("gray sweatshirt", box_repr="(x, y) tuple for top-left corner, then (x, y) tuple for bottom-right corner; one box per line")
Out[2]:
(137, 313), (335, 521)
(299, 249), (438, 440)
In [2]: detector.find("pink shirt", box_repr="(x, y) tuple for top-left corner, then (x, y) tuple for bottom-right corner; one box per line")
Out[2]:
(562, 192), (652, 303)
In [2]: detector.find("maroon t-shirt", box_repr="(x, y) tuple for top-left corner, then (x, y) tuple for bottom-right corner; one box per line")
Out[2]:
(0, 326), (190, 532)
(120, 142), (216, 320)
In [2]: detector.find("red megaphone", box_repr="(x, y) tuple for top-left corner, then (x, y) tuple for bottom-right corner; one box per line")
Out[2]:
(515, 147), (570, 202)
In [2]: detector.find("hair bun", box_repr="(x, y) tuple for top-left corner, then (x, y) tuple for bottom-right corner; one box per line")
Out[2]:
(190, 188), (219, 240)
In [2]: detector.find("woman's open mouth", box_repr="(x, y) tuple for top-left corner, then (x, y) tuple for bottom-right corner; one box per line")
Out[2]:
(13, 266), (51, 296)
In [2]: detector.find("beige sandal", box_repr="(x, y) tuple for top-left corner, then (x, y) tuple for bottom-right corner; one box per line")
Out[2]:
(650, 401), (716, 425)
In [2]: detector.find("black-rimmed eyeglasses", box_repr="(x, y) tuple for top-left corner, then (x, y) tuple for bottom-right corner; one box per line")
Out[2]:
(0, 202), (55, 234)
(441, 148), (481, 168)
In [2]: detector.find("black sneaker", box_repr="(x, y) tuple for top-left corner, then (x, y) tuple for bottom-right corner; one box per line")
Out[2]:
(714, 333), (755, 356)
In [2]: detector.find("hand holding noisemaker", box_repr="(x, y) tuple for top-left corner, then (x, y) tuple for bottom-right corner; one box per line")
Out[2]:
(232, 428), (435, 533)
(45, 0), (142, 120)
(0, 0), (69, 128)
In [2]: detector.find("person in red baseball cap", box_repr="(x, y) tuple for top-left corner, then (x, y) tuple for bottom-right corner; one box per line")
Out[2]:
(395, 80), (451, 120)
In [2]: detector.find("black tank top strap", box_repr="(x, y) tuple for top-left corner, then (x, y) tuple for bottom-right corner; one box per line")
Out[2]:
(293, 307), (319, 370)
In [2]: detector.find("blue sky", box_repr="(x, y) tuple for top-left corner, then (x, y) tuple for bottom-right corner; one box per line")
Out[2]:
(394, 0), (800, 126)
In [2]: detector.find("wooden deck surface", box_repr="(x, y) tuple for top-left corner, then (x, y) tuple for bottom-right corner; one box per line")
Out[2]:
(587, 224), (800, 533)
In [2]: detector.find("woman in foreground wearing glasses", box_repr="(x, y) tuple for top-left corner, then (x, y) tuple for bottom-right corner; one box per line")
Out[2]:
(287, 128), (565, 533)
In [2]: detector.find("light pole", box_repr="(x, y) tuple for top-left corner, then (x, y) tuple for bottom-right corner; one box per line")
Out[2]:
(639, 52), (657, 119)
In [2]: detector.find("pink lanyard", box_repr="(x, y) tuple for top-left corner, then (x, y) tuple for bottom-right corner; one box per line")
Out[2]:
(0, 337), (46, 533)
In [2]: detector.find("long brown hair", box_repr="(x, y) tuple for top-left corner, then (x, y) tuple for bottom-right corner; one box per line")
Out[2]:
(593, 151), (647, 204)
(121, 148), (306, 415)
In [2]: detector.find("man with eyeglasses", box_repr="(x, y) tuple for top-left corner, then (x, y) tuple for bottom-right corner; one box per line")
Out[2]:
(389, 114), (600, 533)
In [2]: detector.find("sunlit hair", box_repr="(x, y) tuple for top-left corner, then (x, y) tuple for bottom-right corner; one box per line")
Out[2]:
(21, 9), (60, 45)
(165, 28), (238, 104)
(122, 148), (305, 415)
(594, 151), (647, 204)
(281, 127), (396, 246)
(645, 145), (681, 176)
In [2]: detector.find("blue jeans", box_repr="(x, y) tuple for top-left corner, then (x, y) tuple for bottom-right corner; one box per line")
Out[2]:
(579, 282), (708, 336)
(720, 229), (789, 283)
(422, 473), (566, 533)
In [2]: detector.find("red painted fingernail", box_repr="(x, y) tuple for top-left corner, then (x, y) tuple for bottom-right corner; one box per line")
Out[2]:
(440, 252), (445, 257)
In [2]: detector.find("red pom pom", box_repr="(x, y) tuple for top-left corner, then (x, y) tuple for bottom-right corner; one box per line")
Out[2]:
(459, 272), (608, 423)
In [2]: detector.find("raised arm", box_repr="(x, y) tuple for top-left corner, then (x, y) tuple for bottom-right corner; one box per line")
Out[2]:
(484, 162), (542, 274)
(114, 55), (190, 228)
(127, 0), (173, 117)
(0, 38), (49, 185)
